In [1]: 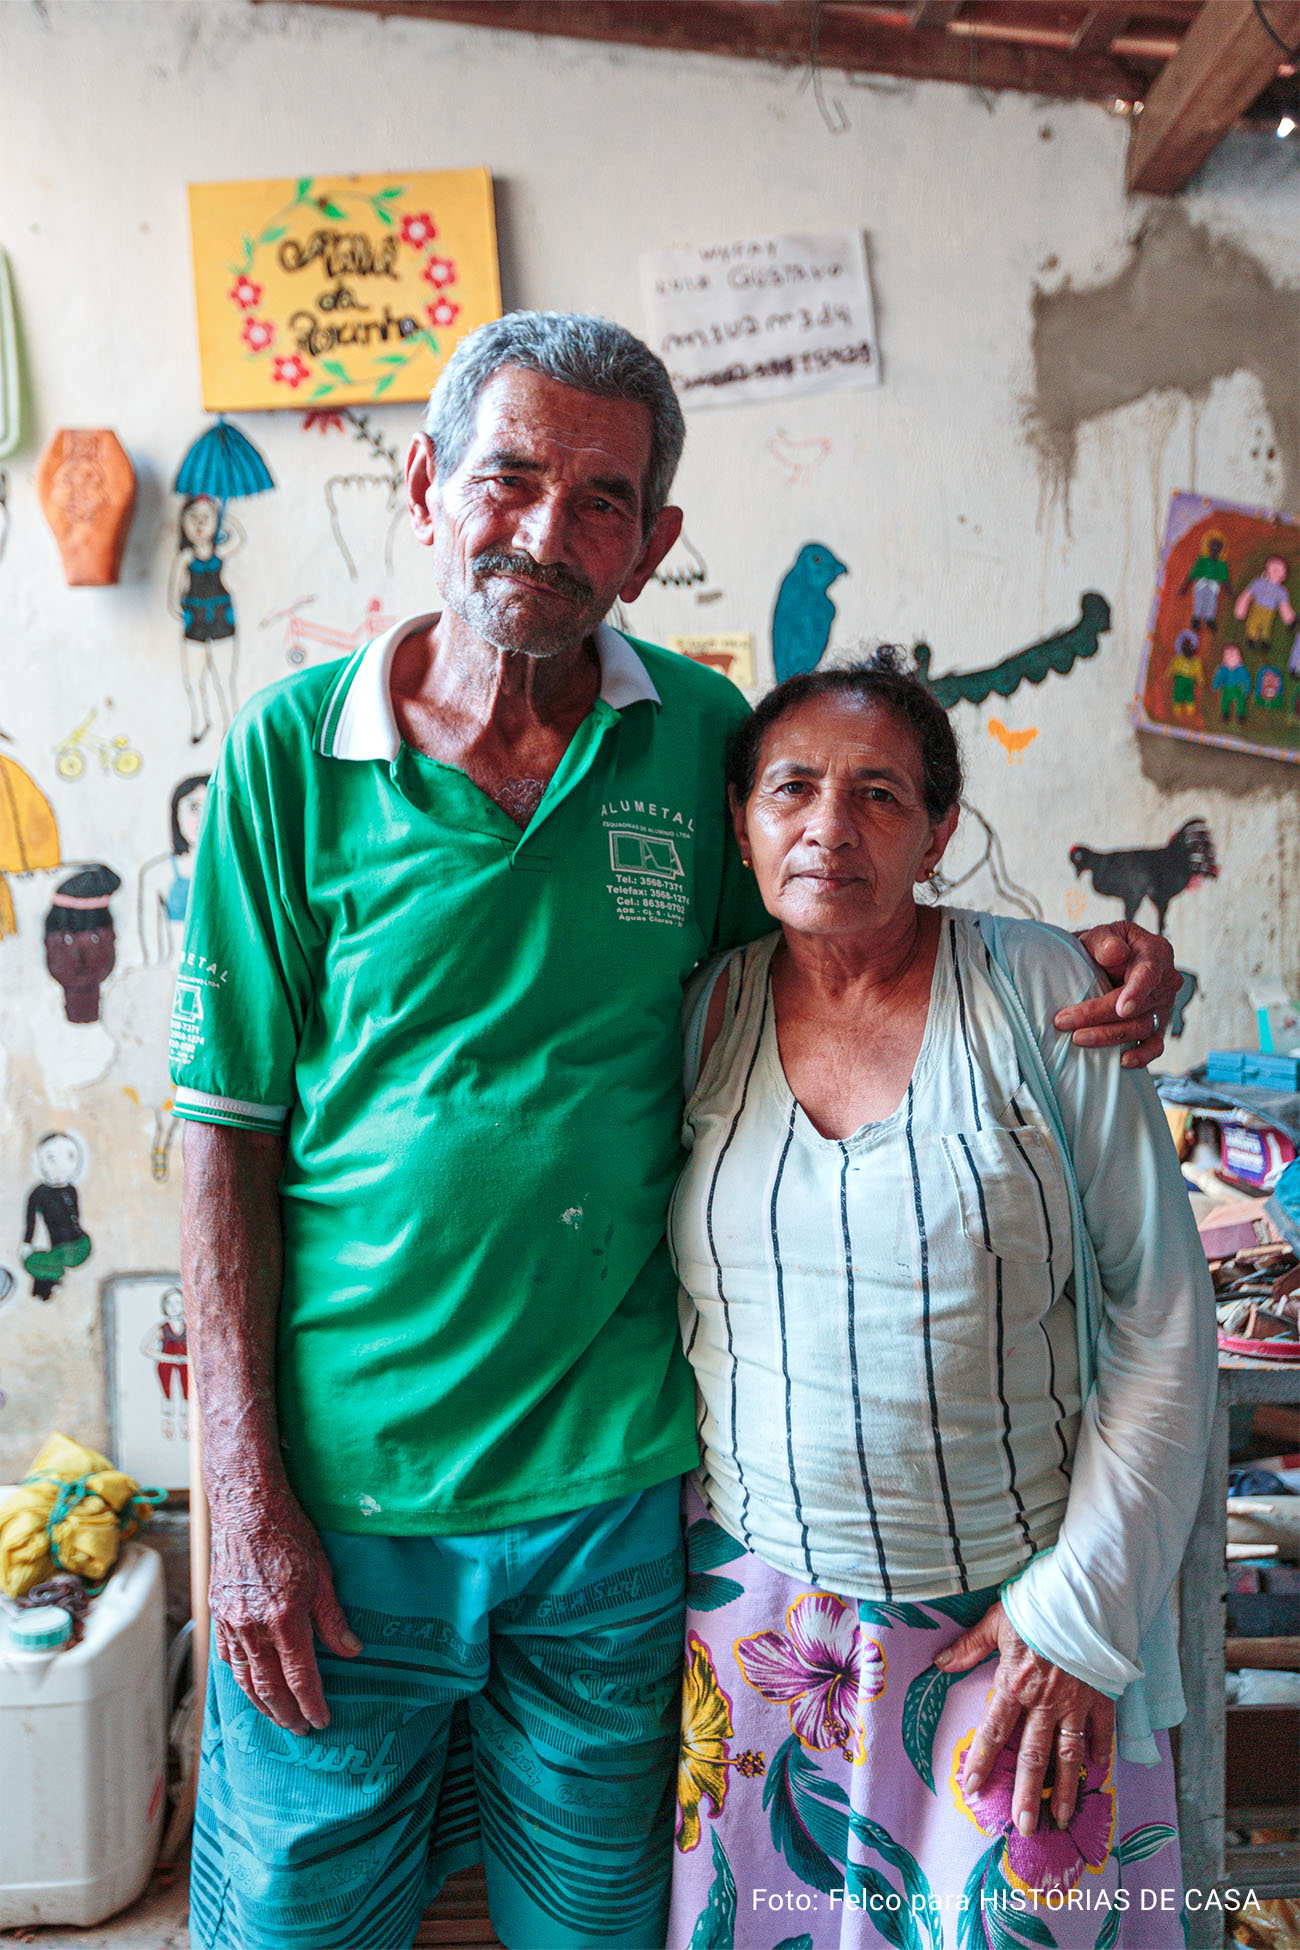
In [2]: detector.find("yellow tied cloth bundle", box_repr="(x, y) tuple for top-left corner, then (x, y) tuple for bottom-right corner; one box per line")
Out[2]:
(0, 1432), (162, 1598)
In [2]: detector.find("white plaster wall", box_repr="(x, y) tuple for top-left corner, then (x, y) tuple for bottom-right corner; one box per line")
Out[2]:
(0, 0), (1296, 1471)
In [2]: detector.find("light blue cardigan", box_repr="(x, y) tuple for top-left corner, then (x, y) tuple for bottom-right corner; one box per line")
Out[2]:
(977, 913), (1211, 1764)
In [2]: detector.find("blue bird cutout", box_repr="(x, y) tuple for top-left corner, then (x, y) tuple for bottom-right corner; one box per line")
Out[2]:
(771, 542), (848, 684)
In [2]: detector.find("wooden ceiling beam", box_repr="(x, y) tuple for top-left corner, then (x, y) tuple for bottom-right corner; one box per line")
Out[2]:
(280, 0), (1140, 101)
(907, 1), (963, 28)
(1126, 0), (1300, 191)
(1071, 8), (1128, 56)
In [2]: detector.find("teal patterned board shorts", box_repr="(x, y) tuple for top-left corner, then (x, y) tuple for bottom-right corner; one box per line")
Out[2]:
(190, 1482), (684, 1950)
(669, 1482), (1185, 1950)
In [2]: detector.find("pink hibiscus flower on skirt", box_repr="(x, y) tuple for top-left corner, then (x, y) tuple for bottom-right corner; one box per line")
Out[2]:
(735, 1593), (885, 1762)
(952, 1724), (1116, 1898)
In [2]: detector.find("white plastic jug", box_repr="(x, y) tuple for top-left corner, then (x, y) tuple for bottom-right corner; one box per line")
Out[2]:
(0, 1541), (166, 1926)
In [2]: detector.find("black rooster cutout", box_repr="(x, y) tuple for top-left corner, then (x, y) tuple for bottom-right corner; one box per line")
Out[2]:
(1069, 819), (1218, 936)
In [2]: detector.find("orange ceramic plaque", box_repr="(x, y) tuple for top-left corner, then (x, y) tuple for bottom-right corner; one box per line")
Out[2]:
(187, 170), (500, 411)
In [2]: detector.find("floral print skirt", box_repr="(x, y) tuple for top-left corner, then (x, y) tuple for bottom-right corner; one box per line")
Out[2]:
(669, 1483), (1184, 1950)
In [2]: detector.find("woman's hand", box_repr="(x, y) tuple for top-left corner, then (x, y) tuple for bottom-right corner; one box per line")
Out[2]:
(935, 1600), (1114, 1834)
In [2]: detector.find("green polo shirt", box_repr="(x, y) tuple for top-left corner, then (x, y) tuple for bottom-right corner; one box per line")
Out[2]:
(169, 618), (766, 1535)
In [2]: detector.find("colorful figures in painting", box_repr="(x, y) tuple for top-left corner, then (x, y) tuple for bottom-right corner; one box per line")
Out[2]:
(44, 865), (119, 1023)
(771, 542), (848, 682)
(1235, 556), (1296, 655)
(168, 495), (245, 744)
(1180, 531), (1229, 633)
(1068, 818), (1218, 937)
(1256, 664), (1285, 713)
(1169, 629), (1204, 719)
(1213, 645), (1251, 722)
(1138, 495), (1297, 757)
(140, 1285), (189, 1441)
(22, 1130), (91, 1302)
(138, 775), (209, 964)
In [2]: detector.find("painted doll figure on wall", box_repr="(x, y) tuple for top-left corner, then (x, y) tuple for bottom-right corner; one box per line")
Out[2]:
(44, 864), (119, 1023)
(1235, 555), (1296, 654)
(115, 775), (210, 1182)
(138, 774), (210, 963)
(1168, 629), (1203, 719)
(140, 1285), (189, 1441)
(167, 495), (245, 744)
(1180, 530), (1229, 633)
(1213, 644), (1251, 722)
(21, 1129), (90, 1301)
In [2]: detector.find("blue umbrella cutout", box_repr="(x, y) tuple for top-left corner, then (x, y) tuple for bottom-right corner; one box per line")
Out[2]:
(173, 416), (274, 504)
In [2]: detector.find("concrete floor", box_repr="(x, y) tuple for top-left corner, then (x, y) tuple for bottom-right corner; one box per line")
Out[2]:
(7, 1869), (189, 1949)
(5, 1863), (501, 1950)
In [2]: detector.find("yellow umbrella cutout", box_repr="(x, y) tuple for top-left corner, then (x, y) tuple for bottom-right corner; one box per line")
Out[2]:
(0, 754), (60, 937)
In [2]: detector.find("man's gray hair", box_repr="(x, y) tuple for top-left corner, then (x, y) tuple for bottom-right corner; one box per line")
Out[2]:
(423, 311), (685, 530)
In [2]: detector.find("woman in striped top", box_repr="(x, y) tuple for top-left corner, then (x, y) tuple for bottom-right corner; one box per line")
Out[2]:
(667, 656), (1214, 1947)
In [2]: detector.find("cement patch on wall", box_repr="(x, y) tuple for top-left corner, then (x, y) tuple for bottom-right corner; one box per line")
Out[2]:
(1027, 206), (1300, 511)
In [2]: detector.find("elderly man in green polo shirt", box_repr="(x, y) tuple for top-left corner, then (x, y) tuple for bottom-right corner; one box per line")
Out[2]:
(171, 311), (1176, 1950)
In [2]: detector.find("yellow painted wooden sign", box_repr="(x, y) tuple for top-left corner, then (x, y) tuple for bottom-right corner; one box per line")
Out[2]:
(187, 170), (500, 411)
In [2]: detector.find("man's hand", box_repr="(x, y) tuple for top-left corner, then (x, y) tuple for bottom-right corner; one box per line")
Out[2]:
(1055, 920), (1180, 1069)
(209, 1482), (361, 1734)
(935, 1600), (1114, 1834)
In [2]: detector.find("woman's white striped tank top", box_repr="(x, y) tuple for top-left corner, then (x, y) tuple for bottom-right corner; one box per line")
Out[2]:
(669, 911), (1082, 1601)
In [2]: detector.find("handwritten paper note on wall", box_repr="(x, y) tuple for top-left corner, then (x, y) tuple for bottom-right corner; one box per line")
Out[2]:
(641, 233), (879, 412)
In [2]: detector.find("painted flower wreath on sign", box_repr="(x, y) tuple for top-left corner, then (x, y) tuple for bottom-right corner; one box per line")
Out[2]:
(225, 177), (458, 401)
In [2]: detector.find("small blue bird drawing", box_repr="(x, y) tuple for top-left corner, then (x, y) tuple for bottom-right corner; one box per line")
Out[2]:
(771, 542), (848, 683)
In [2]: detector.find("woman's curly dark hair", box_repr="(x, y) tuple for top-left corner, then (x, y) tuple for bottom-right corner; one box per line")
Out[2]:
(725, 647), (963, 819)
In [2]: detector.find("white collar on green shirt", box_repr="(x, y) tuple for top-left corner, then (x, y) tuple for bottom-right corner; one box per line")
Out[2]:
(322, 614), (662, 762)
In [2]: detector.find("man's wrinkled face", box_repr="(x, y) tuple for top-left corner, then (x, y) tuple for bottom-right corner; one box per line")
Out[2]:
(409, 366), (672, 659)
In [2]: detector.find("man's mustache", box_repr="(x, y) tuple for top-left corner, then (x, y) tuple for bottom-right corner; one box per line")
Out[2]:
(472, 550), (593, 604)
